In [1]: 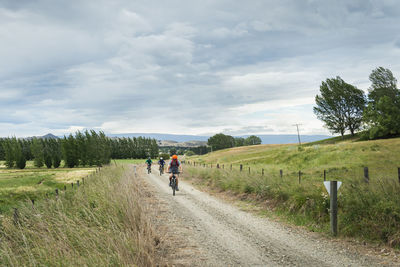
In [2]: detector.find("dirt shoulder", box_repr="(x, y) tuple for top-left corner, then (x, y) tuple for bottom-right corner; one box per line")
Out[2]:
(137, 165), (399, 266)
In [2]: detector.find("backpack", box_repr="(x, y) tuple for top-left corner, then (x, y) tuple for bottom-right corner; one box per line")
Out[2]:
(171, 159), (180, 167)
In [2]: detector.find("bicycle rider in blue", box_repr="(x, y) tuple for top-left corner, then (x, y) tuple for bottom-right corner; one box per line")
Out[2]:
(168, 155), (182, 190)
(158, 157), (165, 171)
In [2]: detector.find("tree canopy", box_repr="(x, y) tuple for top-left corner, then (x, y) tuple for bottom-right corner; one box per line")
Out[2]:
(314, 76), (366, 137)
(364, 67), (400, 139)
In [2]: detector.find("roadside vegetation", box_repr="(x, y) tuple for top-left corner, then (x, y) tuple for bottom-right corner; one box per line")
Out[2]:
(0, 164), (159, 266)
(184, 137), (400, 247)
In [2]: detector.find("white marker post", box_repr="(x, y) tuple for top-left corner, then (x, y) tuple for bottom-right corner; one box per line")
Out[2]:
(134, 166), (137, 177)
(324, 181), (342, 236)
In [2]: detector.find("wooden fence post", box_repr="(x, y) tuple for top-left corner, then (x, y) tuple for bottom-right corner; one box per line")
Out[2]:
(217, 164), (220, 169)
(324, 170), (326, 181)
(248, 167), (251, 174)
(298, 171), (301, 184)
(77, 180), (80, 187)
(280, 169), (283, 178)
(82, 177), (85, 185)
(364, 167), (369, 183)
(64, 185), (67, 191)
(398, 167), (400, 184)
(55, 189), (59, 197)
(230, 164), (232, 170)
(240, 164), (243, 172)
(13, 208), (19, 225)
(31, 199), (35, 208)
(71, 183), (74, 189)
(262, 169), (264, 176)
(223, 164), (224, 169)
(330, 181), (338, 236)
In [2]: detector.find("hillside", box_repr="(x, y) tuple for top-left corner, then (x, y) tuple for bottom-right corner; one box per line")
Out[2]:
(188, 137), (400, 180)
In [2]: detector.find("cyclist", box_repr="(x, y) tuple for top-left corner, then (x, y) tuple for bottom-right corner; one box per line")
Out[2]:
(158, 157), (165, 173)
(168, 155), (182, 190)
(145, 157), (152, 172)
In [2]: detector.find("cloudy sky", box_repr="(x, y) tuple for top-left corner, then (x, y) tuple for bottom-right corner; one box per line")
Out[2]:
(1, 0), (400, 137)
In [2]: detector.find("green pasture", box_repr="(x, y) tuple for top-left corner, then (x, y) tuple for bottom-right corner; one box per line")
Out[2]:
(0, 161), (95, 213)
(187, 137), (400, 183)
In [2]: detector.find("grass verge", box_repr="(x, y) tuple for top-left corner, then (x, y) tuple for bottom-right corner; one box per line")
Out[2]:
(0, 165), (160, 266)
(182, 164), (400, 248)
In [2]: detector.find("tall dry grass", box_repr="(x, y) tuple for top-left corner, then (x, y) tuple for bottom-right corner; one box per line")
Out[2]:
(0, 165), (159, 266)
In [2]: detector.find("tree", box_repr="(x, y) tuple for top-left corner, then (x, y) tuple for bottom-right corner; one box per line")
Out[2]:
(2, 138), (15, 168)
(43, 139), (53, 168)
(363, 67), (400, 139)
(244, 135), (262, 145)
(50, 139), (62, 168)
(207, 133), (235, 151)
(15, 139), (26, 169)
(234, 137), (245, 147)
(314, 76), (366, 138)
(31, 138), (44, 168)
(62, 134), (78, 168)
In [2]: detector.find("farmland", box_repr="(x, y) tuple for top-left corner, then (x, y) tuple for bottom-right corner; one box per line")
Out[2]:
(184, 137), (400, 246)
(0, 161), (95, 213)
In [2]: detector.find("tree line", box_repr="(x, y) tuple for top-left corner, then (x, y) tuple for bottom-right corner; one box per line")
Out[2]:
(110, 137), (159, 159)
(207, 134), (262, 151)
(0, 131), (159, 169)
(314, 67), (400, 139)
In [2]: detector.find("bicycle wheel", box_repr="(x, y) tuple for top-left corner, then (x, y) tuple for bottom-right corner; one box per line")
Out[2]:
(172, 178), (176, 196)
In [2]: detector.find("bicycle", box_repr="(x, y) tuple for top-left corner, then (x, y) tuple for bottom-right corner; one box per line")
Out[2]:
(169, 171), (180, 196)
(159, 165), (164, 176)
(147, 164), (151, 174)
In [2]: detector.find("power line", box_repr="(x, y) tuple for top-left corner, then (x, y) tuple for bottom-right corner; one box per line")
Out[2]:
(293, 124), (302, 145)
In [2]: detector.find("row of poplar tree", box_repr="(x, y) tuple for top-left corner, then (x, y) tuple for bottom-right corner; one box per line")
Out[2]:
(0, 131), (159, 169)
(110, 137), (159, 159)
(314, 67), (400, 139)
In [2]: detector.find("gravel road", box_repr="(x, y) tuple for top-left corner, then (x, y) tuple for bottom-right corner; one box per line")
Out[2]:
(138, 165), (396, 266)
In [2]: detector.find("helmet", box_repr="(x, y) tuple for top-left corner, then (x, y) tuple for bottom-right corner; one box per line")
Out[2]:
(148, 157), (151, 160)
(172, 155), (178, 159)
(160, 157), (163, 160)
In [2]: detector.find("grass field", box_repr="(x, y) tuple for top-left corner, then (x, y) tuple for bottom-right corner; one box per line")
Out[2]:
(0, 159), (156, 214)
(188, 137), (400, 182)
(0, 164), (159, 266)
(0, 161), (96, 214)
(184, 137), (400, 247)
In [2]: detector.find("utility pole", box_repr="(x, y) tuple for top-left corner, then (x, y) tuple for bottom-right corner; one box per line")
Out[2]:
(293, 124), (302, 146)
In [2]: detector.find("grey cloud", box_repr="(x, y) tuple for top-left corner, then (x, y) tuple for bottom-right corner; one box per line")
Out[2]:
(1, 0), (400, 136)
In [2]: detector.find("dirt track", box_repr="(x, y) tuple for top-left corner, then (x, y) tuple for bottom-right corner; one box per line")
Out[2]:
(137, 165), (396, 266)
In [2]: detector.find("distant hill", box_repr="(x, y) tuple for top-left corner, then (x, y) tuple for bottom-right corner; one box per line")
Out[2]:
(158, 140), (207, 147)
(108, 133), (210, 142)
(41, 133), (59, 139)
(108, 133), (331, 145)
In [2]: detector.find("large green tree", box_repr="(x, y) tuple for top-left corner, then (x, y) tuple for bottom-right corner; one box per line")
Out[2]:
(244, 135), (262, 145)
(31, 138), (44, 168)
(207, 133), (235, 151)
(314, 76), (366, 137)
(364, 67), (400, 139)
